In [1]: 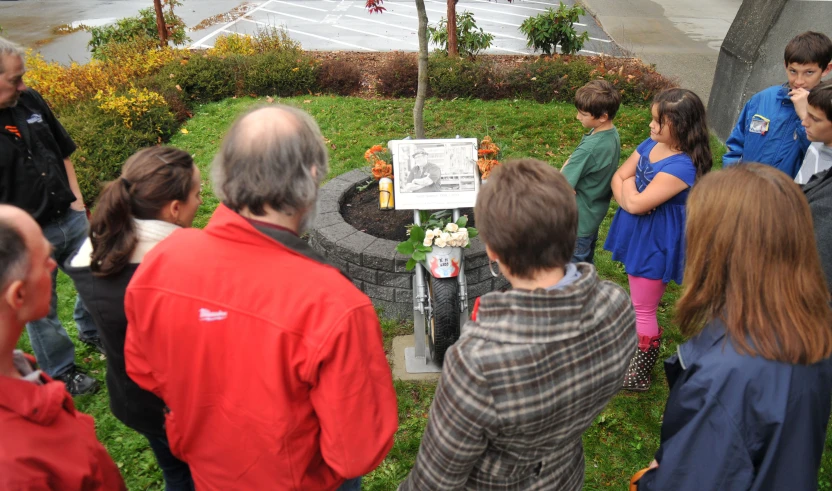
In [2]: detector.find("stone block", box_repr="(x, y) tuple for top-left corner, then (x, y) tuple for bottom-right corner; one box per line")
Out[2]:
(317, 222), (355, 252)
(394, 252), (413, 273)
(372, 299), (412, 321)
(332, 231), (377, 265)
(348, 263), (378, 284)
(364, 282), (395, 302)
(335, 169), (372, 184)
(362, 238), (399, 268)
(394, 288), (414, 303)
(322, 179), (354, 197)
(314, 212), (342, 230)
(467, 280), (493, 299)
(326, 252), (348, 271)
(317, 199), (340, 215)
(494, 276), (511, 291)
(352, 279), (363, 291)
(378, 271), (413, 289)
(362, 242), (396, 272)
(464, 268), (479, 287)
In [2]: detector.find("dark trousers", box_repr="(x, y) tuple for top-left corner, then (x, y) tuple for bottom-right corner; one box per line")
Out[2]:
(143, 433), (195, 491)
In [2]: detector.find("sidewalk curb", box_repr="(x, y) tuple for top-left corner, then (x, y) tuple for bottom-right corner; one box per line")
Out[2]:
(576, 0), (633, 57)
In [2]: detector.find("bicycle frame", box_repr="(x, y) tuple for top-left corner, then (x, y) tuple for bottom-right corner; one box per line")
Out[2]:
(406, 208), (470, 373)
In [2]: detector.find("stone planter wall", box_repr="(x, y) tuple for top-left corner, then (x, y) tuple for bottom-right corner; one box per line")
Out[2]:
(310, 169), (509, 320)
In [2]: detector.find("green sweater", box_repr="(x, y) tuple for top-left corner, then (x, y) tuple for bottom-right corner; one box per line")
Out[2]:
(561, 127), (621, 238)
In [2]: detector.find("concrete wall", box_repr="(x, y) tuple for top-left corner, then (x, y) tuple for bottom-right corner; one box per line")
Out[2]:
(709, 0), (832, 142)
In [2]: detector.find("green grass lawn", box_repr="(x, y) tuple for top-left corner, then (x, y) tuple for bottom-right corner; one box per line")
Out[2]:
(17, 96), (832, 490)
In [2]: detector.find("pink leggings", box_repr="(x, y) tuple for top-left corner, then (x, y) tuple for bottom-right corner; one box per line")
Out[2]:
(628, 275), (667, 344)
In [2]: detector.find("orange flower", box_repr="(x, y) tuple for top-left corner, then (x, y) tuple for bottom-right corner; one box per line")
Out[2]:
(370, 144), (383, 153)
(477, 158), (500, 179)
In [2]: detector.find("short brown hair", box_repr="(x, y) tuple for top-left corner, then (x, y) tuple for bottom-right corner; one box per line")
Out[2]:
(475, 159), (576, 279)
(677, 164), (832, 364)
(784, 31), (832, 69)
(808, 80), (832, 121)
(574, 80), (621, 120)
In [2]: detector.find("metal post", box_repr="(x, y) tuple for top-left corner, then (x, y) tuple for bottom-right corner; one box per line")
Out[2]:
(452, 209), (469, 321)
(413, 210), (427, 358)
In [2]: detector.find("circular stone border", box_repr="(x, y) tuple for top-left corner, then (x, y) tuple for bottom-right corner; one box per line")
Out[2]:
(309, 169), (509, 320)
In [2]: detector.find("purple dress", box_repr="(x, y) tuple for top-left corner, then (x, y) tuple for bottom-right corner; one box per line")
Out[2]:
(603, 138), (696, 284)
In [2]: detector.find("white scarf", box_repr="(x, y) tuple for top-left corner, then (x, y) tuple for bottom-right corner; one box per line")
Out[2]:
(70, 219), (180, 268)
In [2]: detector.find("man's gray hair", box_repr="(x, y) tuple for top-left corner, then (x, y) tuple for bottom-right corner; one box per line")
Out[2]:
(0, 37), (25, 74)
(0, 221), (29, 291)
(211, 105), (329, 216)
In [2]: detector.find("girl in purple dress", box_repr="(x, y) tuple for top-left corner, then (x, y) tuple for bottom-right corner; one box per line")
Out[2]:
(604, 88), (713, 391)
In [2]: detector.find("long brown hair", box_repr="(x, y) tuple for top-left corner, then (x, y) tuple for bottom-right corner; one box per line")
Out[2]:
(676, 164), (832, 364)
(90, 146), (196, 277)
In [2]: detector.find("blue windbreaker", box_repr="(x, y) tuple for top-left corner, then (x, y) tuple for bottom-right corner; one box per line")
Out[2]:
(723, 84), (811, 178)
(637, 321), (832, 491)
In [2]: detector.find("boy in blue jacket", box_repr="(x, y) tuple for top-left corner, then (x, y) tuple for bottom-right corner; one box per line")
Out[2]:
(723, 31), (832, 178)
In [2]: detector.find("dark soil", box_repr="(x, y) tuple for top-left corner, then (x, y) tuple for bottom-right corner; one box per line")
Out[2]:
(341, 182), (475, 242)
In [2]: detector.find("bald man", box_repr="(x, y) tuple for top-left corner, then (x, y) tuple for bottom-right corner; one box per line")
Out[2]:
(0, 205), (125, 490)
(124, 106), (398, 491)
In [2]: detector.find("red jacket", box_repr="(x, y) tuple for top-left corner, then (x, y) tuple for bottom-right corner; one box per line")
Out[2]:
(0, 372), (126, 491)
(124, 205), (398, 491)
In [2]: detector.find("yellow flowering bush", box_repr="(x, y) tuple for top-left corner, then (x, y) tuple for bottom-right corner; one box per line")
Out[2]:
(208, 27), (301, 56)
(24, 46), (182, 110)
(94, 87), (168, 130)
(209, 34), (258, 56)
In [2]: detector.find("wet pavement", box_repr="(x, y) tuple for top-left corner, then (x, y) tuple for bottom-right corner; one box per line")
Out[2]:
(0, 0), (624, 63)
(0, 0), (253, 63)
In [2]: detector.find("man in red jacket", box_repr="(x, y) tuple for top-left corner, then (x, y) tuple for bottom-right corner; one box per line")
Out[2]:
(0, 205), (125, 490)
(125, 105), (399, 491)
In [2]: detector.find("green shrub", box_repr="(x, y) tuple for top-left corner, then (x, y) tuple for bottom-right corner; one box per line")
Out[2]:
(377, 52), (419, 97)
(316, 59), (362, 96)
(428, 11), (494, 58)
(428, 53), (498, 99)
(87, 6), (188, 60)
(136, 68), (192, 122)
(62, 99), (177, 205)
(174, 54), (243, 103)
(243, 50), (317, 97)
(519, 2), (589, 55)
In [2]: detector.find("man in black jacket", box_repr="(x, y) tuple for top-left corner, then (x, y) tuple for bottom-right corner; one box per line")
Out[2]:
(0, 36), (99, 395)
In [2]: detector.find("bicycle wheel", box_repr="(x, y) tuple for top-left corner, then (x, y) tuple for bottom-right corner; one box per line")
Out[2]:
(428, 276), (460, 364)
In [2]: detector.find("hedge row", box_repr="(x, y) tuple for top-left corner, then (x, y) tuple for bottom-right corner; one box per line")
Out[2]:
(48, 48), (673, 205)
(377, 52), (675, 104)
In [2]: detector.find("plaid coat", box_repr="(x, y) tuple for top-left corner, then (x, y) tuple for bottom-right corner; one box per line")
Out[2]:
(400, 264), (636, 490)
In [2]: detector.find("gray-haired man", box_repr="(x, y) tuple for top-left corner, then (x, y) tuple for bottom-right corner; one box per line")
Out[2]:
(0, 36), (99, 396)
(123, 106), (398, 490)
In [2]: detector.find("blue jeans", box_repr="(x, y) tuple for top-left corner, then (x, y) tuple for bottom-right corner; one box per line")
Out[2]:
(571, 232), (598, 265)
(338, 477), (362, 491)
(25, 208), (98, 377)
(143, 433), (195, 491)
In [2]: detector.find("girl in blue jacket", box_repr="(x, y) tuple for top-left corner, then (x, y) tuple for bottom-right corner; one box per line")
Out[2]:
(635, 164), (832, 491)
(604, 88), (713, 391)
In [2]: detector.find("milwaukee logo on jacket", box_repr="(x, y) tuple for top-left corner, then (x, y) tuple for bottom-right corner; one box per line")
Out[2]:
(124, 204), (398, 491)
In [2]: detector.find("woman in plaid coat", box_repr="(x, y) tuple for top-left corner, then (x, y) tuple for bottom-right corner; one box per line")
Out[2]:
(399, 159), (637, 490)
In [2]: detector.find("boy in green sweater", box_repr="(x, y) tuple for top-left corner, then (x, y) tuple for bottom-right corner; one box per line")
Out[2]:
(561, 80), (622, 264)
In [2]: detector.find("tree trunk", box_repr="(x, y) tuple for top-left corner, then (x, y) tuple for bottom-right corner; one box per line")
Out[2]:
(414, 0), (428, 139)
(447, 0), (458, 57)
(153, 0), (168, 47)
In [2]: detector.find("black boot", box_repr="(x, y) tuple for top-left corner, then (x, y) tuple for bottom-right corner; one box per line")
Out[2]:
(622, 330), (662, 392)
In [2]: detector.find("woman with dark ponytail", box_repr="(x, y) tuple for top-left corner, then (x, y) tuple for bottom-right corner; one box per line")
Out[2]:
(604, 88), (713, 392)
(66, 146), (202, 491)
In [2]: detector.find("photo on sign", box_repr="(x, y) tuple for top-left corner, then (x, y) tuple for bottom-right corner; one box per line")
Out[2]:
(389, 138), (480, 210)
